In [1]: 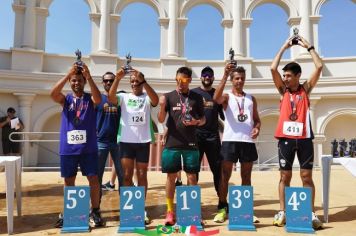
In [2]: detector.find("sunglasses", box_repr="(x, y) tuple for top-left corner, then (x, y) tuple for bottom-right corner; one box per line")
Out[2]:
(201, 73), (213, 78)
(103, 79), (114, 83)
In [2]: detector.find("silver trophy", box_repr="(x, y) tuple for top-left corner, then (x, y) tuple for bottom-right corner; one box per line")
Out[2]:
(124, 53), (133, 74)
(229, 48), (237, 68)
(331, 139), (339, 157)
(292, 28), (300, 45)
(349, 139), (356, 157)
(339, 139), (348, 157)
(74, 49), (84, 72)
(183, 99), (192, 122)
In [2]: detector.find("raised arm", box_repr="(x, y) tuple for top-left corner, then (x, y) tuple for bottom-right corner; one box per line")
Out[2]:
(50, 65), (76, 107)
(108, 68), (125, 106)
(135, 71), (159, 107)
(270, 38), (291, 95)
(213, 63), (233, 109)
(298, 36), (323, 95)
(82, 64), (101, 105)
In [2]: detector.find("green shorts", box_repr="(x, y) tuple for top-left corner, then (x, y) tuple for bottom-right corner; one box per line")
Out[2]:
(161, 148), (200, 173)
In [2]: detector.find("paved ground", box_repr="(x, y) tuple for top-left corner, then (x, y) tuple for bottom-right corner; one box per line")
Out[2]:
(1, 167), (356, 235)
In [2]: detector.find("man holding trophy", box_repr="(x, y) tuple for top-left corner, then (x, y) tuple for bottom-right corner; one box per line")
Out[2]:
(50, 50), (104, 228)
(270, 30), (323, 229)
(108, 56), (159, 225)
(157, 67), (206, 225)
(213, 49), (261, 223)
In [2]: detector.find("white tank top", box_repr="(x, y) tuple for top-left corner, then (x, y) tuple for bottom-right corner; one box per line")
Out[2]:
(222, 92), (255, 143)
(117, 93), (155, 143)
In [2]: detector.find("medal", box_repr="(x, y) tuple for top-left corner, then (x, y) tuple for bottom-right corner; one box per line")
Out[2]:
(237, 114), (248, 122)
(288, 91), (300, 122)
(73, 117), (81, 126)
(289, 113), (298, 121)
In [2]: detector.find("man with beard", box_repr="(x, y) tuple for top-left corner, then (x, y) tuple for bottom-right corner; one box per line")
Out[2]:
(157, 67), (206, 226)
(192, 66), (224, 197)
(96, 72), (124, 199)
(50, 63), (104, 228)
(213, 64), (261, 223)
(108, 67), (158, 225)
(270, 36), (323, 229)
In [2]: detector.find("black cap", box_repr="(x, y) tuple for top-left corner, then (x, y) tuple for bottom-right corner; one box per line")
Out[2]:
(7, 107), (16, 113)
(201, 66), (214, 76)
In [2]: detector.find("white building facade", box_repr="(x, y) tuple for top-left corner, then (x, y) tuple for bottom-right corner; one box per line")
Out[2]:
(1, 0), (356, 168)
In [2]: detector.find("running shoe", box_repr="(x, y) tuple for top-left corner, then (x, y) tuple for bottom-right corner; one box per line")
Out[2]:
(213, 208), (227, 223)
(102, 181), (115, 191)
(54, 213), (63, 228)
(89, 208), (105, 227)
(312, 212), (323, 230)
(145, 211), (151, 225)
(273, 210), (286, 227)
(164, 211), (175, 226)
(175, 179), (183, 186)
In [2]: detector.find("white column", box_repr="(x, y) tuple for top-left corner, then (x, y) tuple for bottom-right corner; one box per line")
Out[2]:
(12, 4), (25, 48)
(221, 19), (233, 60)
(299, 0), (312, 57)
(167, 0), (178, 57)
(14, 93), (36, 167)
(22, 0), (36, 49)
(232, 0), (244, 57)
(242, 18), (252, 58)
(158, 18), (169, 58)
(177, 18), (188, 57)
(310, 97), (321, 166)
(310, 16), (321, 54)
(110, 14), (121, 54)
(98, 0), (111, 53)
(35, 7), (49, 50)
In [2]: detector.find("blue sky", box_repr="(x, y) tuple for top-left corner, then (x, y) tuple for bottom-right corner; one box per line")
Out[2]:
(1, 0), (356, 60)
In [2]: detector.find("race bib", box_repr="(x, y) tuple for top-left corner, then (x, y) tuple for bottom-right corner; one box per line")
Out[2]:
(128, 111), (146, 126)
(67, 130), (87, 144)
(283, 121), (303, 136)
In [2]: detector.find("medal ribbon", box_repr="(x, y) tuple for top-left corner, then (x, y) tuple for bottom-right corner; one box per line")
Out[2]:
(288, 92), (299, 117)
(235, 93), (245, 116)
(74, 97), (83, 120)
(177, 90), (190, 115)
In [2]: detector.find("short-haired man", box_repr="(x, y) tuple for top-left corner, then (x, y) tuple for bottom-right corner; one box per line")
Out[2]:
(96, 72), (123, 198)
(192, 66), (224, 196)
(213, 64), (261, 223)
(270, 35), (323, 229)
(50, 63), (104, 228)
(0, 107), (24, 155)
(157, 67), (206, 225)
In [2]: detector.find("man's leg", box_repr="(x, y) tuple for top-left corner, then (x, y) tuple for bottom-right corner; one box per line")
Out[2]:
(240, 162), (253, 186)
(136, 162), (148, 197)
(204, 139), (222, 194)
(300, 169), (315, 210)
(97, 148), (109, 196)
(87, 175), (100, 209)
(110, 144), (123, 189)
(278, 170), (292, 211)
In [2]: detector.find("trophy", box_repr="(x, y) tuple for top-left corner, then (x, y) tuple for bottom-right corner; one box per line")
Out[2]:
(229, 48), (237, 68)
(339, 139), (348, 157)
(74, 49), (84, 72)
(291, 28), (300, 45)
(124, 53), (133, 74)
(183, 100), (192, 122)
(349, 139), (356, 157)
(331, 139), (339, 157)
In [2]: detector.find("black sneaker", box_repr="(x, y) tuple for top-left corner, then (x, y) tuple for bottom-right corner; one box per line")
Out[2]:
(175, 179), (183, 187)
(102, 181), (115, 191)
(54, 213), (63, 228)
(89, 208), (105, 227)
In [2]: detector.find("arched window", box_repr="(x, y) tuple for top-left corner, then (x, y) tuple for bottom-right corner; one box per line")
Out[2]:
(185, 4), (223, 60)
(46, 0), (91, 55)
(250, 3), (289, 59)
(319, 0), (356, 57)
(0, 0), (14, 50)
(118, 2), (160, 59)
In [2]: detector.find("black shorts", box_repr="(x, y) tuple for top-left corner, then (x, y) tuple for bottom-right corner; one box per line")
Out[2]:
(278, 138), (314, 170)
(221, 141), (258, 163)
(2, 139), (20, 154)
(119, 142), (150, 163)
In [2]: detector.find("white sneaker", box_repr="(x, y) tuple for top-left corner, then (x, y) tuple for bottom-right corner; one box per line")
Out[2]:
(273, 210), (286, 227)
(312, 212), (323, 230)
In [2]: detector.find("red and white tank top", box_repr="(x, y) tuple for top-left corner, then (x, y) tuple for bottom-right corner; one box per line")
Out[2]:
(275, 86), (313, 139)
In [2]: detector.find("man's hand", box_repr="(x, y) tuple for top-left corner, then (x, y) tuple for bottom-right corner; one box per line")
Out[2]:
(250, 127), (260, 139)
(159, 95), (166, 108)
(116, 67), (125, 81)
(81, 64), (91, 80)
(298, 36), (311, 49)
(182, 118), (200, 127)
